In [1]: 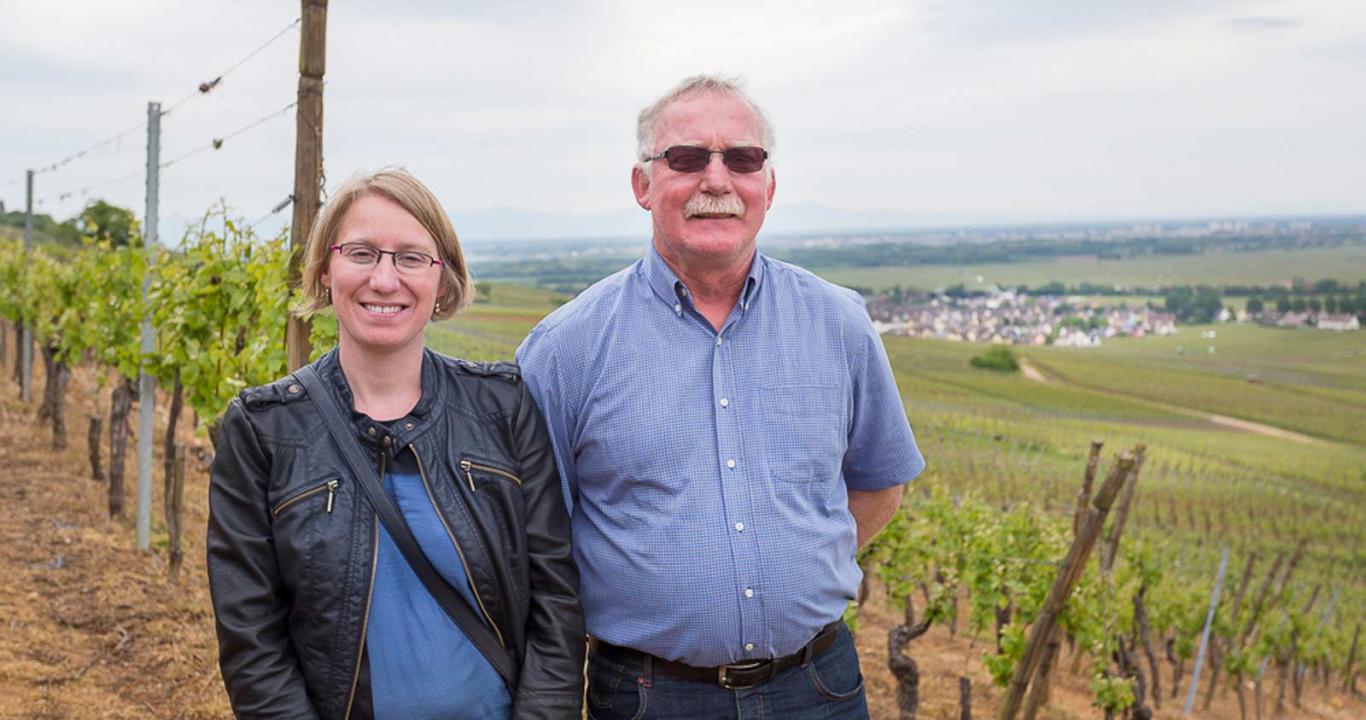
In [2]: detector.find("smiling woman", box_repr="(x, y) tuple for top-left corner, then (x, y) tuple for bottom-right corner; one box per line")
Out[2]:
(205, 168), (585, 720)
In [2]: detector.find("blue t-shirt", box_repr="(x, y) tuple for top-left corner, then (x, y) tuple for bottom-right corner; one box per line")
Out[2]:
(366, 449), (510, 720)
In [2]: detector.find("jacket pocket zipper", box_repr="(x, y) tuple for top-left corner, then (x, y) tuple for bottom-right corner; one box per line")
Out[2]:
(271, 478), (340, 517)
(414, 448), (507, 648)
(460, 459), (522, 491)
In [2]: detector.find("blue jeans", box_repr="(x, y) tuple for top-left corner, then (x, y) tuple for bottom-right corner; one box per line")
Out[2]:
(586, 624), (869, 720)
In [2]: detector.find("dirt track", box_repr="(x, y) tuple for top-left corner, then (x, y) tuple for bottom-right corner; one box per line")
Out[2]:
(1, 356), (1360, 719)
(1016, 358), (1325, 446)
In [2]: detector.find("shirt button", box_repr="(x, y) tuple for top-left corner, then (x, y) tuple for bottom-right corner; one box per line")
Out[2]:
(744, 642), (755, 652)
(715, 336), (723, 346)
(674, 303), (682, 314)
(726, 458), (736, 469)
(735, 522), (745, 532)
(719, 397), (729, 408)
(744, 588), (754, 598)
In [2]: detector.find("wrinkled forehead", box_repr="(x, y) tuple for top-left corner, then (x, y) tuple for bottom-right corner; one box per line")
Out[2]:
(651, 91), (766, 149)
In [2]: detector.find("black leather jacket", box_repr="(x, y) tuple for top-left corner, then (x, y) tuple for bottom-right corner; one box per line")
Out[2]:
(207, 349), (584, 719)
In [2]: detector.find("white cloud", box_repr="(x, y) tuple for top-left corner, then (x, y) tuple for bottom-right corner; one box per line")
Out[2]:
(2, 0), (1363, 241)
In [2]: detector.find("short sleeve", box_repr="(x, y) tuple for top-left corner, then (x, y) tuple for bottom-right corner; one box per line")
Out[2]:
(842, 319), (925, 491)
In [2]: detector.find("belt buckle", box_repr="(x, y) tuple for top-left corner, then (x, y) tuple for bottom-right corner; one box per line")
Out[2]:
(717, 660), (767, 689)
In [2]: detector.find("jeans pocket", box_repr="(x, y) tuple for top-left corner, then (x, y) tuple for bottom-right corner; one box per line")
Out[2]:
(587, 658), (649, 720)
(805, 630), (866, 702)
(807, 662), (865, 702)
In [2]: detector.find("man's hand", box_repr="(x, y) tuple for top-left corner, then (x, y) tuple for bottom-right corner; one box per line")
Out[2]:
(848, 484), (905, 549)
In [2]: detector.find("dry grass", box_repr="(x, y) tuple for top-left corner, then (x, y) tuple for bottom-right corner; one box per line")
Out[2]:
(0, 358), (228, 719)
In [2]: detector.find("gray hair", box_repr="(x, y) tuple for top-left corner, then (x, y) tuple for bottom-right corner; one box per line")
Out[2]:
(635, 75), (775, 178)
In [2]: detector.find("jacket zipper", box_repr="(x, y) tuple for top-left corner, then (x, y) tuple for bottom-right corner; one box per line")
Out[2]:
(460, 459), (522, 489)
(412, 447), (507, 649)
(342, 478), (381, 719)
(270, 478), (340, 517)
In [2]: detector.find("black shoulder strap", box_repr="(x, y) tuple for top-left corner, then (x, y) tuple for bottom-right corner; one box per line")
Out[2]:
(294, 365), (517, 689)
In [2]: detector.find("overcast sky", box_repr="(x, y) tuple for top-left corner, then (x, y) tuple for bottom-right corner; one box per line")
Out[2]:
(2, 0), (1364, 243)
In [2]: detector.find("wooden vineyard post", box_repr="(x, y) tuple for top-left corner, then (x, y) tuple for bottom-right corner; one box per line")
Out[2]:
(10, 320), (22, 389)
(1023, 440), (1105, 720)
(959, 676), (972, 720)
(108, 377), (136, 517)
(1344, 622), (1360, 695)
(1020, 631), (1061, 720)
(996, 451), (1133, 720)
(1241, 553), (1285, 646)
(167, 444), (186, 580)
(1073, 440), (1103, 536)
(1184, 545), (1230, 717)
(1134, 588), (1162, 709)
(163, 373), (183, 503)
(1101, 443), (1145, 573)
(285, 0), (328, 371)
(87, 414), (104, 481)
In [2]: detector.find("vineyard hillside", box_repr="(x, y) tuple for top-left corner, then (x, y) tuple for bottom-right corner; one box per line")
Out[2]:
(1, 274), (1362, 718)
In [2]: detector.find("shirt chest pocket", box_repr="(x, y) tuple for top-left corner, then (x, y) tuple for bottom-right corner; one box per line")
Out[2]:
(756, 384), (847, 483)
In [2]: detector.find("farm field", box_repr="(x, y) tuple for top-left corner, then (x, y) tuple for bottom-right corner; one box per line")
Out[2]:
(1, 281), (1361, 718)
(1023, 324), (1366, 445)
(880, 333), (1365, 565)
(815, 245), (1366, 291)
(425, 282), (566, 361)
(424, 284), (1366, 588)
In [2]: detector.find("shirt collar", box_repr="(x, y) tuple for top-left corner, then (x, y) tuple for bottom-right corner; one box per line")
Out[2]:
(644, 244), (767, 317)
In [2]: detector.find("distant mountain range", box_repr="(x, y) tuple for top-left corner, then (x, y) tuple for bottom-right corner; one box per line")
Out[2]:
(449, 203), (1016, 242)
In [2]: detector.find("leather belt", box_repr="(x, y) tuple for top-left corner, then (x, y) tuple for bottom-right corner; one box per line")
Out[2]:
(588, 620), (844, 690)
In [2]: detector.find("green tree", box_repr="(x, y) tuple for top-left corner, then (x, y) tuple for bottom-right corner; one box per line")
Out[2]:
(75, 200), (140, 247)
(1164, 286), (1222, 323)
(1246, 297), (1264, 314)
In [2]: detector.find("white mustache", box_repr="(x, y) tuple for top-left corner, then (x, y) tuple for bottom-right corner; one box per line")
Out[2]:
(684, 194), (745, 218)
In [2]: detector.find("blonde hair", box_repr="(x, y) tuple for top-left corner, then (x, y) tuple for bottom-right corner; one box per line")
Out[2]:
(295, 168), (471, 320)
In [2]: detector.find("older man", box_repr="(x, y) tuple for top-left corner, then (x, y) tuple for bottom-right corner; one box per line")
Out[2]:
(517, 75), (924, 719)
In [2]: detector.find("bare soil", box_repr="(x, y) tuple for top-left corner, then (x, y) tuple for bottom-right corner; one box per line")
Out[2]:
(0, 355), (1360, 719)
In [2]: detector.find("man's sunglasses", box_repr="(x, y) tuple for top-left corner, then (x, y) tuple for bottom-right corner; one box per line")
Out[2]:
(647, 146), (769, 174)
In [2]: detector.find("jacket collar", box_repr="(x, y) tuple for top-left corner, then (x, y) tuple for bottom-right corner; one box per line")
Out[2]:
(314, 347), (444, 456)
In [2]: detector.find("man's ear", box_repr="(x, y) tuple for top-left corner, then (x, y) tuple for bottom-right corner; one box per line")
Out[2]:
(631, 165), (652, 210)
(765, 168), (777, 211)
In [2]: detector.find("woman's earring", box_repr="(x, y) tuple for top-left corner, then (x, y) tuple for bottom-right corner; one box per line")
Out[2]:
(433, 300), (442, 318)
(325, 287), (332, 303)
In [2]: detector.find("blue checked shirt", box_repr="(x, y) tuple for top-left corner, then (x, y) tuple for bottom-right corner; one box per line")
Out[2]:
(516, 246), (924, 666)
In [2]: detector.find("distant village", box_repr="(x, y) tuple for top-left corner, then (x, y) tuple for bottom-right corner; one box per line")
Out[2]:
(866, 287), (1359, 347)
